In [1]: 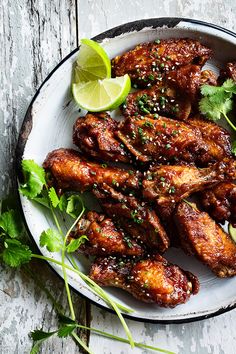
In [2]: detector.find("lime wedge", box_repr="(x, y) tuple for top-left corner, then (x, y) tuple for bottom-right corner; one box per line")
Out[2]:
(74, 38), (111, 83)
(72, 74), (131, 112)
(229, 224), (236, 243)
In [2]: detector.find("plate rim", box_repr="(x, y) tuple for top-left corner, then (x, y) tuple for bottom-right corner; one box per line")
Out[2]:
(15, 17), (236, 324)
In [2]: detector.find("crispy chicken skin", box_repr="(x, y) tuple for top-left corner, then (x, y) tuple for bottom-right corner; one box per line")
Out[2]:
(121, 82), (192, 120)
(90, 254), (199, 307)
(189, 117), (232, 159)
(93, 184), (170, 253)
(69, 211), (144, 256)
(200, 182), (236, 227)
(143, 159), (236, 218)
(175, 202), (236, 277)
(116, 115), (219, 165)
(112, 38), (212, 88)
(121, 66), (217, 121)
(43, 148), (140, 193)
(73, 113), (131, 163)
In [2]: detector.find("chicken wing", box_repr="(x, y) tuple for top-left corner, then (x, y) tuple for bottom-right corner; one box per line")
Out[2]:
(116, 115), (217, 165)
(188, 117), (232, 159)
(121, 81), (192, 120)
(73, 112), (131, 163)
(43, 148), (140, 193)
(69, 211), (144, 256)
(200, 182), (236, 227)
(175, 201), (236, 277)
(121, 66), (217, 120)
(112, 38), (212, 88)
(93, 183), (169, 253)
(143, 158), (236, 218)
(90, 253), (199, 307)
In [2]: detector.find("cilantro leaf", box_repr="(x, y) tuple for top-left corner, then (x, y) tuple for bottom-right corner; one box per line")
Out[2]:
(66, 235), (88, 253)
(39, 229), (63, 252)
(57, 324), (76, 338)
(199, 80), (236, 132)
(48, 187), (60, 208)
(232, 140), (236, 156)
(199, 96), (222, 120)
(31, 329), (57, 341)
(66, 195), (84, 218)
(200, 84), (222, 96)
(58, 194), (68, 212)
(58, 313), (76, 325)
(0, 209), (23, 238)
(222, 78), (236, 93)
(33, 190), (50, 209)
(19, 160), (46, 199)
(30, 330), (56, 354)
(2, 239), (32, 267)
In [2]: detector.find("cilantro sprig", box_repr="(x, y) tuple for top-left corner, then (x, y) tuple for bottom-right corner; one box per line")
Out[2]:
(0, 159), (173, 354)
(199, 79), (236, 155)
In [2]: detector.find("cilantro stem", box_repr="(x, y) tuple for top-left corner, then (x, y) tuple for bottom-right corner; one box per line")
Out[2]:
(32, 254), (132, 313)
(32, 253), (135, 347)
(223, 113), (236, 131)
(71, 331), (93, 354)
(74, 324), (174, 354)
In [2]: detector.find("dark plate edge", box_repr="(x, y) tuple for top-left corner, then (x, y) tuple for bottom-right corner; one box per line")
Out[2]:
(15, 17), (236, 324)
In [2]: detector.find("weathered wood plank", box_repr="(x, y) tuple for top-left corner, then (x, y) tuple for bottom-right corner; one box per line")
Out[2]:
(79, 1), (236, 353)
(0, 1), (88, 353)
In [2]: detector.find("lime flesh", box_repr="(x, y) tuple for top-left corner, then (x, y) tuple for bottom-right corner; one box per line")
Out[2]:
(72, 74), (131, 112)
(229, 223), (236, 243)
(74, 38), (111, 83)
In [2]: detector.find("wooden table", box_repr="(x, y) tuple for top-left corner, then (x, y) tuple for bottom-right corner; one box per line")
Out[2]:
(1, 1), (236, 353)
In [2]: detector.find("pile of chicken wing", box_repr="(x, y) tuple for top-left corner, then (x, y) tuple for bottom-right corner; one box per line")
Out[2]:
(44, 38), (236, 308)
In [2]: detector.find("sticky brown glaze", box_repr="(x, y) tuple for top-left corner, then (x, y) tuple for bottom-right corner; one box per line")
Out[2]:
(116, 115), (216, 166)
(90, 254), (199, 307)
(112, 38), (212, 88)
(93, 183), (170, 253)
(43, 148), (140, 193)
(69, 211), (144, 256)
(219, 62), (236, 83)
(143, 158), (236, 219)
(73, 112), (131, 163)
(121, 84), (191, 120)
(175, 201), (236, 277)
(189, 117), (232, 159)
(200, 182), (236, 227)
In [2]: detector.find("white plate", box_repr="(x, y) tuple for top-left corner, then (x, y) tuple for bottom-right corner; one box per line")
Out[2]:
(16, 18), (236, 323)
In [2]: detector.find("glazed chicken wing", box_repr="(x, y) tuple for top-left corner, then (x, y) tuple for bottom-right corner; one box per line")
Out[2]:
(73, 113), (131, 163)
(93, 183), (169, 253)
(112, 38), (212, 88)
(200, 182), (236, 227)
(121, 81), (192, 121)
(121, 66), (217, 120)
(143, 158), (236, 218)
(90, 254), (199, 307)
(117, 115), (218, 165)
(175, 201), (236, 277)
(43, 148), (140, 193)
(69, 211), (144, 256)
(188, 117), (232, 159)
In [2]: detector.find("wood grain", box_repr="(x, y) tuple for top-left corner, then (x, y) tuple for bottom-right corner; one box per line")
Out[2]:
(0, 1), (87, 353)
(79, 1), (236, 353)
(1, 0), (236, 353)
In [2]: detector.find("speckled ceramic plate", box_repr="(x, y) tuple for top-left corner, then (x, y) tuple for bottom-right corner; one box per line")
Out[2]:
(16, 18), (236, 323)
